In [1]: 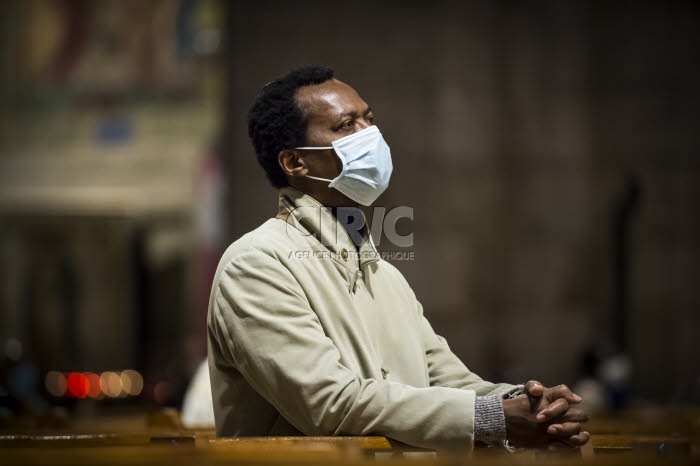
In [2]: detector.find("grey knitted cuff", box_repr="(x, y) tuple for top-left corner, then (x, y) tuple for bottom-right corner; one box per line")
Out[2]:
(474, 395), (507, 446)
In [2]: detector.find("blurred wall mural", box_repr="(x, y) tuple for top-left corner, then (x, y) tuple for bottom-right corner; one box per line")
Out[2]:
(0, 0), (224, 420)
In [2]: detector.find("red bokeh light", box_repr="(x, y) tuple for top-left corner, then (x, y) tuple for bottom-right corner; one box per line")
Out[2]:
(67, 372), (90, 398)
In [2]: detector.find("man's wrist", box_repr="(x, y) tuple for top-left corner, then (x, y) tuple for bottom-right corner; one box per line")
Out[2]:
(474, 395), (507, 446)
(504, 384), (525, 399)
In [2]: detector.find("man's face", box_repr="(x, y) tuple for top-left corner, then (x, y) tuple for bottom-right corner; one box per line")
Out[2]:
(289, 79), (375, 206)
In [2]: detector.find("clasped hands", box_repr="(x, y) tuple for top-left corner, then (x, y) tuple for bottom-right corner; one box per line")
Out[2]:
(502, 380), (590, 450)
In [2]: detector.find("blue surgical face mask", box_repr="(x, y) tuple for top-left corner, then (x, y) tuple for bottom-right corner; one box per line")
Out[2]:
(295, 125), (393, 206)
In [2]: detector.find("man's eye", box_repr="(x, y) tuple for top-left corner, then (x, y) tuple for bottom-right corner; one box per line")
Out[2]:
(341, 120), (354, 129)
(367, 115), (375, 124)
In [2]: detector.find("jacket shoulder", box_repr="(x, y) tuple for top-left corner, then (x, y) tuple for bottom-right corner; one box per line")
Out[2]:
(215, 218), (295, 273)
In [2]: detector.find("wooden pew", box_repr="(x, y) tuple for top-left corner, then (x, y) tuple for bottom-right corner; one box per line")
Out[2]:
(205, 435), (434, 457)
(2, 434), (698, 465)
(592, 433), (692, 455)
(2, 406), (698, 464)
(0, 433), (151, 448)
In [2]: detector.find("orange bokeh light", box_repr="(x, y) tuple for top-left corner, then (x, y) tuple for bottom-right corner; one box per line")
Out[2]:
(85, 372), (102, 398)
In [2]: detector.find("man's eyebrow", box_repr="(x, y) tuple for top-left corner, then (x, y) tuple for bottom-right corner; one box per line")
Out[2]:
(336, 106), (373, 119)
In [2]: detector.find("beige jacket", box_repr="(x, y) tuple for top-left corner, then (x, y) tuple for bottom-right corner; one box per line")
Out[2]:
(207, 187), (516, 450)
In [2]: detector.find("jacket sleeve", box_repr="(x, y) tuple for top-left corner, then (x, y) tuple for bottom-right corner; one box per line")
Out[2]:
(210, 249), (477, 450)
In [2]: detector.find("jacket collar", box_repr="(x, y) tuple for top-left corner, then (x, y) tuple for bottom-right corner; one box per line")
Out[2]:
(277, 187), (380, 272)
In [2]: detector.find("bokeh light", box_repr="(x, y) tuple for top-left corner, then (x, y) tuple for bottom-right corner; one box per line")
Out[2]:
(44, 371), (67, 397)
(4, 338), (23, 362)
(44, 369), (145, 398)
(85, 372), (102, 398)
(66, 372), (89, 398)
(153, 381), (172, 404)
(100, 371), (123, 397)
(120, 369), (144, 396)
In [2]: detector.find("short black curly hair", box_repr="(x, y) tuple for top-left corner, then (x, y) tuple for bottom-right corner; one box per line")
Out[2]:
(248, 66), (335, 188)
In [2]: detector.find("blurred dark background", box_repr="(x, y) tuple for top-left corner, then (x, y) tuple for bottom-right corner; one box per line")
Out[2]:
(0, 0), (698, 427)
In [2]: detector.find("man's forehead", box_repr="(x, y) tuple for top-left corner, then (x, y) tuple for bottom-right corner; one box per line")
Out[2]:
(296, 79), (367, 119)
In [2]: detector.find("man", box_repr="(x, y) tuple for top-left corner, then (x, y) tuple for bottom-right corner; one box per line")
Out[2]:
(207, 66), (589, 450)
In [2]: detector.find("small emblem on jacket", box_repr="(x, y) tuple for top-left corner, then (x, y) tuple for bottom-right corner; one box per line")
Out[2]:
(381, 368), (390, 380)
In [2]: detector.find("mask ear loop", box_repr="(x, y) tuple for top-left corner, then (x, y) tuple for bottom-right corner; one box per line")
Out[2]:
(305, 174), (334, 183)
(294, 146), (339, 184)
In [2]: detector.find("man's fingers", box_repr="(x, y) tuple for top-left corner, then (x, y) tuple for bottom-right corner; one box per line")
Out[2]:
(547, 422), (581, 437)
(564, 431), (590, 446)
(559, 408), (589, 423)
(537, 397), (569, 421)
(546, 431), (591, 451)
(546, 384), (582, 404)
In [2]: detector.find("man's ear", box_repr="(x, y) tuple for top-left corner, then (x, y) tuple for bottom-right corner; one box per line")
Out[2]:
(278, 149), (308, 177)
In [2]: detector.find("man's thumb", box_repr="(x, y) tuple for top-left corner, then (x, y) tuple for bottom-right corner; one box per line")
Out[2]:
(524, 380), (544, 397)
